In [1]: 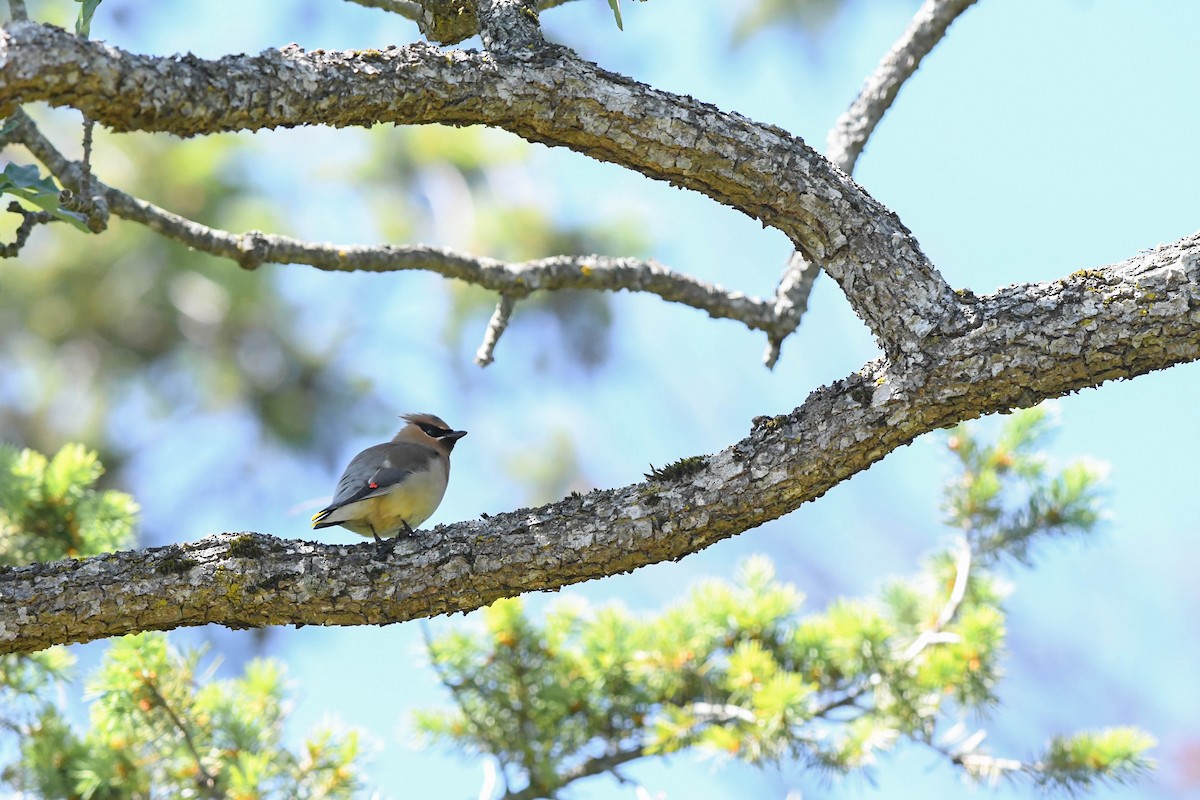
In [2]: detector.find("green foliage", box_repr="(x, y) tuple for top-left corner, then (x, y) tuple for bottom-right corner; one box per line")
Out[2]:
(1, 123), (367, 461)
(0, 444), (136, 795)
(1036, 728), (1157, 790)
(6, 634), (363, 800)
(74, 0), (102, 36)
(606, 0), (648, 31)
(0, 442), (137, 565)
(732, 0), (848, 45)
(945, 406), (1107, 563)
(0, 446), (364, 798)
(415, 407), (1153, 797)
(0, 163), (89, 231)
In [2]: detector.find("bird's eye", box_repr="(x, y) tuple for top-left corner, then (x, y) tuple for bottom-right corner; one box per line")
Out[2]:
(419, 423), (444, 437)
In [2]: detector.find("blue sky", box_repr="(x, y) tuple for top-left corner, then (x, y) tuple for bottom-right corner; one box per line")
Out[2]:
(57, 0), (1200, 797)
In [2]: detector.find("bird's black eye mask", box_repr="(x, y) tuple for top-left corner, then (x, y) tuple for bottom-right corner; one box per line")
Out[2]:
(419, 423), (451, 438)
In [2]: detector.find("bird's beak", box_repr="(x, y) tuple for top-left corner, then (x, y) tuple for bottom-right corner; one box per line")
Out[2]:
(445, 429), (468, 441)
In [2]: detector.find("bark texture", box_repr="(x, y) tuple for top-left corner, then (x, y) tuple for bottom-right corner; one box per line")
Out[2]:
(2, 231), (1198, 654)
(1, 6), (1198, 653)
(0, 21), (956, 358)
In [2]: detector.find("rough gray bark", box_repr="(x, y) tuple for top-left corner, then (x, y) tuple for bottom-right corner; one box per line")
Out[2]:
(0, 4), (1198, 654)
(2, 230), (1198, 654)
(0, 20), (957, 360)
(765, 0), (980, 366)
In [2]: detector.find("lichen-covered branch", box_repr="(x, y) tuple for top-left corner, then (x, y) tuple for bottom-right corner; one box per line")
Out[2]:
(475, 0), (542, 51)
(3, 232), (1197, 654)
(765, 0), (981, 365)
(0, 21), (957, 358)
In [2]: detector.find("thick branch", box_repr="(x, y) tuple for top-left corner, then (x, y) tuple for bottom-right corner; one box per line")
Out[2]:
(0, 21), (958, 358)
(3, 233), (1197, 654)
(474, 0), (542, 51)
(766, 0), (980, 364)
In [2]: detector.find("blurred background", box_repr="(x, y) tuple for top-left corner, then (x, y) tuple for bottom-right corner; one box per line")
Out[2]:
(3, 0), (1199, 796)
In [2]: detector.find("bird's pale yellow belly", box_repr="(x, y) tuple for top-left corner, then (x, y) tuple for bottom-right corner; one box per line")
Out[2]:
(333, 463), (448, 538)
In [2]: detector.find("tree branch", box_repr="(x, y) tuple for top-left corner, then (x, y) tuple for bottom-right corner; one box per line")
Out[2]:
(827, 0), (979, 174)
(5, 0), (27, 22)
(474, 0), (542, 51)
(3, 231), (1197, 654)
(765, 0), (981, 365)
(141, 680), (221, 797)
(501, 746), (645, 800)
(1, 200), (55, 256)
(902, 538), (970, 661)
(475, 293), (518, 366)
(8, 110), (777, 336)
(0, 21), (959, 359)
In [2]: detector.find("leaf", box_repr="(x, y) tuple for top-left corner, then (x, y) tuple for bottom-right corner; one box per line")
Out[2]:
(75, 0), (103, 38)
(1, 164), (62, 211)
(608, 0), (623, 30)
(0, 163), (90, 232)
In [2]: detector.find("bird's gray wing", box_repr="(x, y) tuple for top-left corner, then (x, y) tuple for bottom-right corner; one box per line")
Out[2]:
(326, 442), (438, 510)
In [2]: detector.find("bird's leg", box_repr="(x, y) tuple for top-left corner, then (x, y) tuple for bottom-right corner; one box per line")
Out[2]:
(370, 524), (392, 559)
(401, 520), (416, 537)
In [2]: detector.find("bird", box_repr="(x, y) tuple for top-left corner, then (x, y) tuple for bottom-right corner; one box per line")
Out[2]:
(311, 413), (467, 544)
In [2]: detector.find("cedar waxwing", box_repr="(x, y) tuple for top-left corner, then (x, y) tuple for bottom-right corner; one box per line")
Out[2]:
(311, 413), (467, 542)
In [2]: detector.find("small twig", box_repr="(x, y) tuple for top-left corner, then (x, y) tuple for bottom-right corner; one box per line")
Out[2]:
(79, 116), (95, 200)
(500, 746), (645, 800)
(689, 701), (756, 725)
(812, 540), (972, 719)
(954, 751), (1026, 782)
(1, 201), (55, 257)
(810, 683), (869, 718)
(474, 293), (518, 367)
(6, 111), (108, 234)
(902, 537), (971, 661)
(478, 757), (499, 800)
(827, 0), (980, 174)
(419, 623), (512, 795)
(142, 681), (221, 797)
(11, 112), (782, 347)
(7, 0), (28, 21)
(762, 250), (819, 368)
(923, 735), (1026, 784)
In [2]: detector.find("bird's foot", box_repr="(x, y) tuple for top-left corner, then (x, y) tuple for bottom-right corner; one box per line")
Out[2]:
(370, 525), (395, 559)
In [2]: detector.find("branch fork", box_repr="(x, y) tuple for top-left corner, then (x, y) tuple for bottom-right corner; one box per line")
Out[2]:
(2, 1), (1199, 650)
